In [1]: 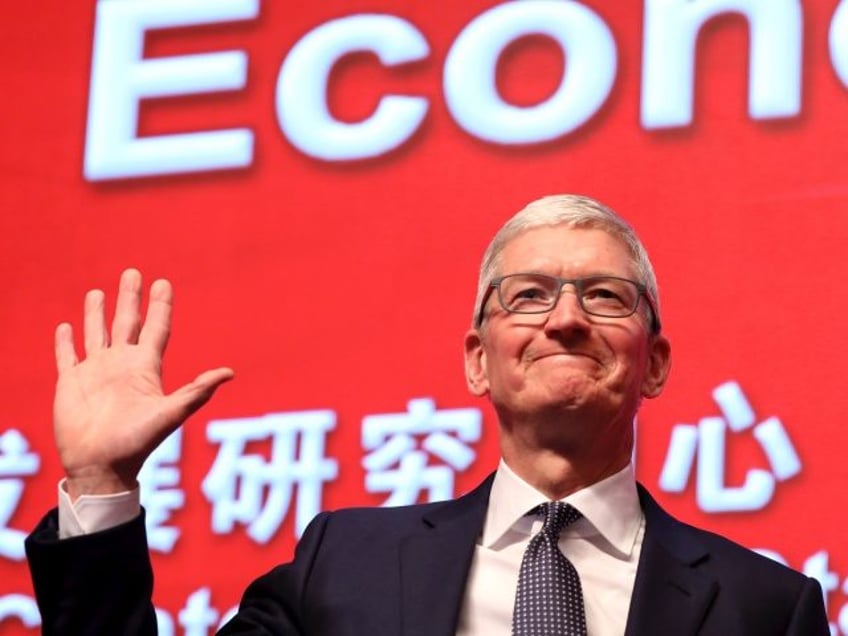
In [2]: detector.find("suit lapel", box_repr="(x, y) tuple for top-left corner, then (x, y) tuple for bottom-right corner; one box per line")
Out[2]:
(394, 477), (721, 635)
(399, 475), (493, 636)
(624, 486), (719, 635)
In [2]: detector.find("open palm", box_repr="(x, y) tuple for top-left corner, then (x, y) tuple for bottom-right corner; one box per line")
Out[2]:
(54, 269), (233, 500)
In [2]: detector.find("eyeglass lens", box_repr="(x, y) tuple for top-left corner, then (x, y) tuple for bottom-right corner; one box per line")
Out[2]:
(497, 274), (640, 317)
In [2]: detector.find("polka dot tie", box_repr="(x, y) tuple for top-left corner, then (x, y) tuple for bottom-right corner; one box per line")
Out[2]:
(511, 502), (586, 636)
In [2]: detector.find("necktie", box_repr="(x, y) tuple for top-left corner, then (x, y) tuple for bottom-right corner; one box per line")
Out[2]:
(512, 502), (586, 636)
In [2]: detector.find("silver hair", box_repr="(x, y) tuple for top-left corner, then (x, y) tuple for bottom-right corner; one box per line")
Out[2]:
(473, 194), (661, 328)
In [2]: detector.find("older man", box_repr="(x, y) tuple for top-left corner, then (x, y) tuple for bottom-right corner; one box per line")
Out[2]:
(27, 195), (828, 635)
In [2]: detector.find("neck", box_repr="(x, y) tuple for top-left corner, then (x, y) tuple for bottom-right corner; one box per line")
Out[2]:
(497, 411), (634, 500)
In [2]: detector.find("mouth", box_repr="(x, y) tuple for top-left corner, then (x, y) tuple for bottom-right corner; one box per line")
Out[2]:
(528, 350), (599, 364)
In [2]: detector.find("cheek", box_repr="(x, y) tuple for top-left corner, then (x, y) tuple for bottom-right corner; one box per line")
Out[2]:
(612, 343), (651, 389)
(483, 343), (527, 392)
(595, 329), (643, 375)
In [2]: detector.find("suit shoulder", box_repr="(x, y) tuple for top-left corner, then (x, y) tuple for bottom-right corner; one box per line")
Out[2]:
(314, 474), (493, 535)
(685, 520), (805, 580)
(638, 485), (810, 587)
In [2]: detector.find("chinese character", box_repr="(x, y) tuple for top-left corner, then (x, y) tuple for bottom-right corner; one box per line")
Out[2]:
(659, 381), (801, 512)
(202, 411), (338, 541)
(0, 429), (40, 561)
(362, 398), (482, 506)
(138, 428), (184, 553)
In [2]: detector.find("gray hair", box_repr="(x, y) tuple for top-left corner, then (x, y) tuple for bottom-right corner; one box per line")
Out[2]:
(473, 194), (660, 328)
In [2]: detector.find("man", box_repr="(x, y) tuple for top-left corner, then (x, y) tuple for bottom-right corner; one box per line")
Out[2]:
(26, 195), (829, 635)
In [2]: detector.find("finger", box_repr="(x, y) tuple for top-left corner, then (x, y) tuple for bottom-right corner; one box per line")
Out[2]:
(83, 288), (108, 355)
(54, 322), (79, 373)
(111, 268), (143, 345)
(139, 278), (173, 354)
(164, 367), (235, 423)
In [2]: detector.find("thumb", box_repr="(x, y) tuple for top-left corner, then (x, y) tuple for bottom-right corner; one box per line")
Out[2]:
(164, 367), (235, 424)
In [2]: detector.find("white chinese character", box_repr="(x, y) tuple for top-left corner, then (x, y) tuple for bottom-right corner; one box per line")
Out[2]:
(138, 428), (184, 553)
(362, 398), (482, 506)
(0, 429), (40, 561)
(659, 381), (801, 512)
(0, 593), (41, 628)
(202, 411), (338, 541)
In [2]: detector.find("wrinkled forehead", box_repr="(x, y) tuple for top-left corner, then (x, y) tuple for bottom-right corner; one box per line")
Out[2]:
(492, 224), (638, 276)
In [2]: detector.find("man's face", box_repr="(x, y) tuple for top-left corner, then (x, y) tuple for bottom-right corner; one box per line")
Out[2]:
(464, 225), (671, 447)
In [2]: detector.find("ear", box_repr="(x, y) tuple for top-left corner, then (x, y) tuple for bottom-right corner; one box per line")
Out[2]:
(464, 328), (490, 397)
(641, 334), (671, 399)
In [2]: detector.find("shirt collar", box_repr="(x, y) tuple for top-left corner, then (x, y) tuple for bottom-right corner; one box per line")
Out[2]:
(482, 459), (643, 558)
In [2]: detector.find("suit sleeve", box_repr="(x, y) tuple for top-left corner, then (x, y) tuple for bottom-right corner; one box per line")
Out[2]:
(786, 576), (830, 635)
(25, 505), (335, 636)
(217, 512), (332, 635)
(25, 508), (157, 636)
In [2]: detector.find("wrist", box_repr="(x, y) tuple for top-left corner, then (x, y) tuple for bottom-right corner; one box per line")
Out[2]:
(64, 471), (138, 502)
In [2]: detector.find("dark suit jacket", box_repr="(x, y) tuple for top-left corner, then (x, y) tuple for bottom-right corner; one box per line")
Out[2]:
(26, 477), (829, 635)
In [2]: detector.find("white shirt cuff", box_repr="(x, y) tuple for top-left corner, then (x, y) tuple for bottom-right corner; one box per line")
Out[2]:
(57, 479), (141, 539)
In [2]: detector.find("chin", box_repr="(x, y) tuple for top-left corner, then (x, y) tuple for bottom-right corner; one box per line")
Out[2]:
(522, 391), (593, 417)
(545, 376), (599, 402)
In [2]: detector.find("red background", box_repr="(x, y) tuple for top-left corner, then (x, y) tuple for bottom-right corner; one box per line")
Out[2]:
(1, 0), (847, 632)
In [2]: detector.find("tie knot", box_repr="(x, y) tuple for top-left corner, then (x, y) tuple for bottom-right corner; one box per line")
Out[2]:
(535, 501), (581, 536)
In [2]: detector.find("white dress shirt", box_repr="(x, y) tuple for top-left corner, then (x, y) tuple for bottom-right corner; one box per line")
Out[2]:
(57, 480), (139, 538)
(455, 460), (645, 636)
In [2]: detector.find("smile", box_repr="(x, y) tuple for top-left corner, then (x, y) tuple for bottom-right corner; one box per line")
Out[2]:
(528, 350), (599, 364)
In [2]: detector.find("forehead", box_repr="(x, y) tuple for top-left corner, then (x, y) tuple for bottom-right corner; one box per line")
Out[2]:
(497, 225), (636, 276)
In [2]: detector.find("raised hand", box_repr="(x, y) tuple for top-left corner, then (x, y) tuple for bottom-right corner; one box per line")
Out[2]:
(54, 269), (234, 500)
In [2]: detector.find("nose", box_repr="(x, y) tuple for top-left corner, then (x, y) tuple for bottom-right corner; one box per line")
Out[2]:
(543, 285), (591, 334)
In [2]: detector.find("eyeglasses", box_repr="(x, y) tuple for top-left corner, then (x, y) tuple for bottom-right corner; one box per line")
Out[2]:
(475, 273), (661, 333)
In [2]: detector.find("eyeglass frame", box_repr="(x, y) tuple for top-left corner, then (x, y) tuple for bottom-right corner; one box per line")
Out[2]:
(474, 273), (662, 334)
